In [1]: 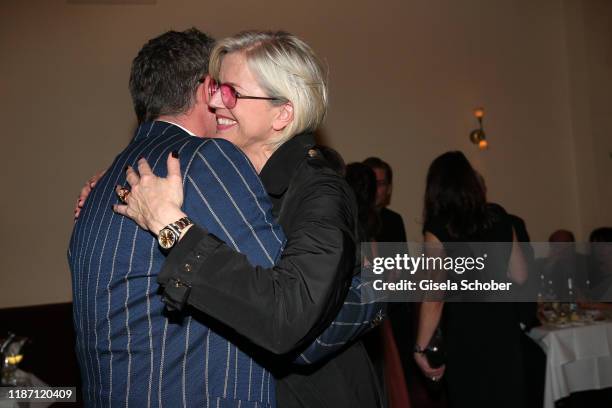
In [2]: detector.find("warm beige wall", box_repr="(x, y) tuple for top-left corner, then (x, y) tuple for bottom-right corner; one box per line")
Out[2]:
(0, 0), (608, 308)
(562, 0), (612, 240)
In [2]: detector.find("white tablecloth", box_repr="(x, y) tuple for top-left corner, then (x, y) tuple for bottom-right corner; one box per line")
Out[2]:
(529, 321), (612, 408)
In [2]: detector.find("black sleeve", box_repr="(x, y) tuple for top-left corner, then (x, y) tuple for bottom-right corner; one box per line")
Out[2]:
(157, 175), (356, 355)
(395, 213), (407, 242)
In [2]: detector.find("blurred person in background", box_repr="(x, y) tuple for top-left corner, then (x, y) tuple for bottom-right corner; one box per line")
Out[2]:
(345, 162), (409, 408)
(477, 172), (543, 408)
(588, 227), (612, 301)
(415, 151), (528, 408)
(363, 157), (415, 399)
(538, 229), (590, 299)
(363, 157), (406, 242)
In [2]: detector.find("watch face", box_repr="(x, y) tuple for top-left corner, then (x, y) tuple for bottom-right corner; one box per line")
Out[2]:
(158, 228), (177, 249)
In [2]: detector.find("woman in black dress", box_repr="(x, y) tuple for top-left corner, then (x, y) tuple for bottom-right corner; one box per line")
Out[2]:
(414, 151), (528, 408)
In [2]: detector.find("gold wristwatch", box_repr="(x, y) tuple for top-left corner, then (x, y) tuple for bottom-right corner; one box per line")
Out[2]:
(158, 217), (193, 250)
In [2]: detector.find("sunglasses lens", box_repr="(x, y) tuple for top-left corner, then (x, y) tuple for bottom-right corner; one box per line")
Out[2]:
(220, 84), (237, 108)
(208, 79), (219, 97)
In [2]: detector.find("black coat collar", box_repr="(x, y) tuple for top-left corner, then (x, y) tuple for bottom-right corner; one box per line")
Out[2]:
(260, 133), (316, 197)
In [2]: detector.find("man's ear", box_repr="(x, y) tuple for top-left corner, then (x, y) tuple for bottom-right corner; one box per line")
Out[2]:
(202, 75), (212, 104)
(195, 75), (210, 105)
(272, 102), (294, 131)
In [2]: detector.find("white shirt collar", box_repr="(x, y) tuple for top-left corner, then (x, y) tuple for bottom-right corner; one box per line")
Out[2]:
(157, 120), (196, 136)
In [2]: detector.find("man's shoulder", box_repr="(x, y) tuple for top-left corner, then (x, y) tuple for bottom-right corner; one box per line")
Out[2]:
(181, 137), (243, 161)
(131, 123), (242, 160)
(180, 138), (255, 181)
(179, 138), (264, 198)
(381, 207), (404, 223)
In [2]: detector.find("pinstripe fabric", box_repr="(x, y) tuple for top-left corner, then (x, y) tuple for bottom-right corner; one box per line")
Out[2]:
(295, 276), (386, 364)
(68, 122), (283, 408)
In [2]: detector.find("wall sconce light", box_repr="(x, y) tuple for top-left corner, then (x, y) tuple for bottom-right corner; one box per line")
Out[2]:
(470, 107), (488, 150)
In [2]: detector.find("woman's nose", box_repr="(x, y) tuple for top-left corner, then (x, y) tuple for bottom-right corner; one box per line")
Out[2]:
(208, 88), (224, 109)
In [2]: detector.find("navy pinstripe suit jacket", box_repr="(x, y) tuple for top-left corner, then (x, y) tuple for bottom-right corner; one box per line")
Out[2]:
(68, 121), (384, 407)
(69, 122), (284, 407)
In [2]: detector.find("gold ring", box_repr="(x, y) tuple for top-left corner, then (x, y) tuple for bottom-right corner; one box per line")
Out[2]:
(117, 187), (131, 204)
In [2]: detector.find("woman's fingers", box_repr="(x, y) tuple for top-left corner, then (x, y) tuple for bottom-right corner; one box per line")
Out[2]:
(125, 165), (139, 187)
(137, 156), (153, 177)
(75, 167), (106, 220)
(166, 151), (182, 181)
(89, 169), (106, 189)
(113, 203), (129, 217)
(113, 154), (186, 234)
(75, 182), (91, 212)
(113, 203), (148, 231)
(430, 366), (445, 377)
(414, 352), (445, 380)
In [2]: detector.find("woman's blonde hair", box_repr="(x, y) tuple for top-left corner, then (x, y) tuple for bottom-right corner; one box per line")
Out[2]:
(209, 31), (328, 148)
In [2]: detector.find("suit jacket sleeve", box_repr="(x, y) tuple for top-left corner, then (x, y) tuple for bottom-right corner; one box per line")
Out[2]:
(293, 274), (386, 364)
(158, 164), (359, 356)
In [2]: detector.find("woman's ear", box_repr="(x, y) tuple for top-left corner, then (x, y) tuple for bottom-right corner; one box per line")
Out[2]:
(272, 102), (294, 131)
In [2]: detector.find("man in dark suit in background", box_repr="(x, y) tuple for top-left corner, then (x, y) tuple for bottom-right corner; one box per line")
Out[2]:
(363, 157), (407, 243)
(506, 213), (545, 408)
(539, 229), (590, 297)
(363, 157), (414, 391)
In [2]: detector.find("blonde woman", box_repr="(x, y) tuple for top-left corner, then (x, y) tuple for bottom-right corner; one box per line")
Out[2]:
(114, 31), (381, 407)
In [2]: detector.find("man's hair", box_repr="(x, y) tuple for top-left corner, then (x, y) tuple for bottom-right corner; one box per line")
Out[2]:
(345, 162), (380, 240)
(129, 28), (215, 123)
(363, 157), (393, 184)
(549, 229), (575, 243)
(590, 227), (612, 242)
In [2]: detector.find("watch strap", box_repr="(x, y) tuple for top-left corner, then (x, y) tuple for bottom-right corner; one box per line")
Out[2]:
(166, 216), (193, 235)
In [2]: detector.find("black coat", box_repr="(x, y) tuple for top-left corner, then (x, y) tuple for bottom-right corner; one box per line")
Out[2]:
(158, 133), (380, 407)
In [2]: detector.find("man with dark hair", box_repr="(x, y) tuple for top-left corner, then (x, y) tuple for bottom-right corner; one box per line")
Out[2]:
(362, 157), (413, 398)
(538, 229), (589, 298)
(363, 157), (406, 242)
(71, 28), (381, 407)
(549, 229), (575, 243)
(70, 28), (287, 407)
(129, 28), (215, 124)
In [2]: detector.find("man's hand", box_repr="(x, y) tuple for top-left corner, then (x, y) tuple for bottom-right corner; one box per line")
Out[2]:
(414, 350), (445, 382)
(113, 152), (186, 236)
(74, 170), (106, 221)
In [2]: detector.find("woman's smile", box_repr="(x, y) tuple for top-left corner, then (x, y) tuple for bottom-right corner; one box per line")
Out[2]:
(216, 114), (237, 131)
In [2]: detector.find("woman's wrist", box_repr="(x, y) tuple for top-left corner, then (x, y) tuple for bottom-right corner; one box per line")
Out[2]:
(150, 209), (188, 236)
(415, 333), (431, 352)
